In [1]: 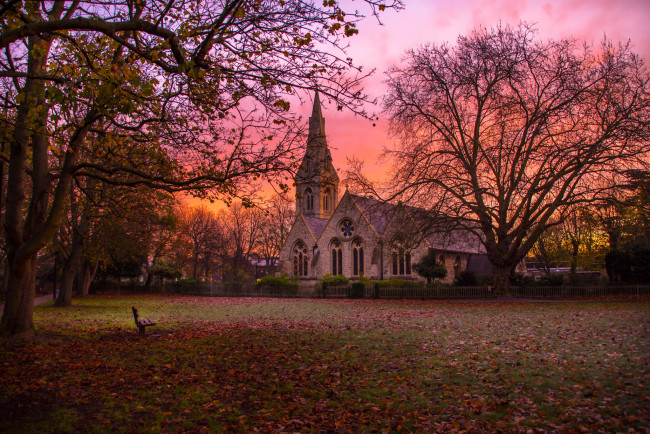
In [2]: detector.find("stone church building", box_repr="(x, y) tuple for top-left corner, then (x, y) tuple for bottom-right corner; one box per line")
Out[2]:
(278, 92), (487, 283)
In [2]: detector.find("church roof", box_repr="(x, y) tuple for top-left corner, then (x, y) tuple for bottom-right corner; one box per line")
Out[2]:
(426, 231), (485, 254)
(349, 194), (397, 235)
(465, 254), (493, 276)
(303, 215), (329, 239)
(349, 193), (485, 254)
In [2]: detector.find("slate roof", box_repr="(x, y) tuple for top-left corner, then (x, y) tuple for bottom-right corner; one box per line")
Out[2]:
(303, 215), (329, 239)
(426, 230), (485, 254)
(465, 254), (493, 276)
(349, 194), (397, 235)
(350, 193), (484, 254)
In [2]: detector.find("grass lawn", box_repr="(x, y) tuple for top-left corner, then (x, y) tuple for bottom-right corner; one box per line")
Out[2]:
(1, 295), (648, 432)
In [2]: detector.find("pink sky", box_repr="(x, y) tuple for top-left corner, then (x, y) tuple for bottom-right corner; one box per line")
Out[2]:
(305, 0), (650, 186)
(195, 0), (650, 210)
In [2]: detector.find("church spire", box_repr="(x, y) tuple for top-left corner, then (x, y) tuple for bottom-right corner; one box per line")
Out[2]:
(312, 90), (323, 120)
(308, 90), (326, 140)
(295, 90), (340, 219)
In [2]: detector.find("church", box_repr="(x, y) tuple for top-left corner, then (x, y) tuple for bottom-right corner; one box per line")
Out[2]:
(278, 92), (488, 283)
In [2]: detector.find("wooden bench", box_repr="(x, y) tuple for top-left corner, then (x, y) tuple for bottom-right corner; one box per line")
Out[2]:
(132, 307), (156, 335)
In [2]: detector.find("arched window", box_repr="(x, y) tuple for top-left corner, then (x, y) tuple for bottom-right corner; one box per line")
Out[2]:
(352, 238), (364, 276)
(305, 187), (314, 211)
(323, 188), (330, 211)
(454, 256), (462, 278)
(392, 247), (411, 276)
(292, 241), (308, 277)
(331, 239), (343, 275)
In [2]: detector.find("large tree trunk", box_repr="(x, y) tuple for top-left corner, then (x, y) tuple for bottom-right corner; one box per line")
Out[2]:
(1, 107), (97, 338)
(55, 235), (82, 307)
(77, 261), (98, 297)
(0, 31), (51, 338)
(1, 255), (37, 338)
(492, 265), (513, 297)
(1, 260), (8, 300)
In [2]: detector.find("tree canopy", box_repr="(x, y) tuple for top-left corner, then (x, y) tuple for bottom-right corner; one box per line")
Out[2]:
(0, 0), (401, 337)
(380, 24), (650, 294)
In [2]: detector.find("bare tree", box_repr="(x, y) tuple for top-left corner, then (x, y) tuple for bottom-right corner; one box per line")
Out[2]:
(176, 206), (222, 282)
(257, 193), (295, 266)
(220, 203), (263, 280)
(377, 24), (650, 294)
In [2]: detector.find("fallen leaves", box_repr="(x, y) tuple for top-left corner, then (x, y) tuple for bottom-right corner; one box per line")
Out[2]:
(0, 297), (648, 432)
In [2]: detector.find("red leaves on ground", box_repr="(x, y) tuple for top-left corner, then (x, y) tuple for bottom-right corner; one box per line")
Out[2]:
(0, 297), (648, 432)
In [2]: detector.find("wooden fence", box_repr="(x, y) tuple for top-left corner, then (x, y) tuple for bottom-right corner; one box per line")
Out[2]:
(168, 282), (650, 300)
(511, 285), (650, 298)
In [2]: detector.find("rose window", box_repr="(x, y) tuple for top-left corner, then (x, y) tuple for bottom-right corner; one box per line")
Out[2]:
(339, 219), (354, 238)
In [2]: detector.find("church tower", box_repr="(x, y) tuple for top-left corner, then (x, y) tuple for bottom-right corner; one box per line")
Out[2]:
(295, 91), (339, 219)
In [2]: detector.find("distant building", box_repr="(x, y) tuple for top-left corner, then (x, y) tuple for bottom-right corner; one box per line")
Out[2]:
(278, 92), (495, 283)
(249, 256), (279, 279)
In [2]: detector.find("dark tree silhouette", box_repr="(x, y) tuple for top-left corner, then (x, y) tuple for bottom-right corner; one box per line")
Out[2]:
(380, 24), (650, 295)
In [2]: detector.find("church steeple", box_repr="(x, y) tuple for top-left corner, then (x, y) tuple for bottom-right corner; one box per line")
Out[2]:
(295, 91), (340, 219)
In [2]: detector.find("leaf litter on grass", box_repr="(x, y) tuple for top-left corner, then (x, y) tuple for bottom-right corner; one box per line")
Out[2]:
(0, 296), (648, 432)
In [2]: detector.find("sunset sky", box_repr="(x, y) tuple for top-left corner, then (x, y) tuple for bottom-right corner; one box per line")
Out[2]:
(195, 0), (650, 210)
(299, 0), (650, 187)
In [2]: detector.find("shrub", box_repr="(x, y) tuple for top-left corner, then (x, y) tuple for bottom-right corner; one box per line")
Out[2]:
(510, 272), (537, 286)
(349, 282), (364, 299)
(256, 274), (299, 288)
(538, 274), (565, 286)
(319, 273), (349, 287)
(172, 277), (197, 286)
(358, 273), (372, 285)
(171, 277), (197, 294)
(454, 271), (477, 286)
(413, 249), (448, 283)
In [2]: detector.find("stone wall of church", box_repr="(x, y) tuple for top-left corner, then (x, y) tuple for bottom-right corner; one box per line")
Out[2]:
(311, 195), (381, 280)
(278, 216), (317, 278)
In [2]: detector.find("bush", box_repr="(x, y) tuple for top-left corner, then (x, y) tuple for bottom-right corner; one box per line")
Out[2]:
(172, 277), (197, 286)
(412, 249), (447, 283)
(256, 274), (299, 288)
(454, 271), (477, 286)
(538, 274), (565, 286)
(357, 273), (372, 285)
(349, 282), (364, 299)
(510, 272), (537, 286)
(319, 273), (349, 287)
(149, 262), (183, 284)
(171, 277), (197, 294)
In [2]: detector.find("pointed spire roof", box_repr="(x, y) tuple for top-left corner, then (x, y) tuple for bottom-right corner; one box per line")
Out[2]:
(312, 90), (323, 120)
(309, 89), (326, 139)
(295, 90), (339, 186)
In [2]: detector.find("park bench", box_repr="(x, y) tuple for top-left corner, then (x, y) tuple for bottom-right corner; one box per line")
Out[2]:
(132, 307), (156, 335)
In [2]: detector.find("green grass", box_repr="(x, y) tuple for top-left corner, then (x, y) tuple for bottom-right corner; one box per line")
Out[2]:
(1, 295), (649, 432)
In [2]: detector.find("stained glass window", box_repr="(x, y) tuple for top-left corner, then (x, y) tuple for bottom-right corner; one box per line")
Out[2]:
(339, 219), (354, 238)
(392, 247), (411, 276)
(352, 238), (364, 275)
(293, 241), (308, 277)
(331, 239), (343, 275)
